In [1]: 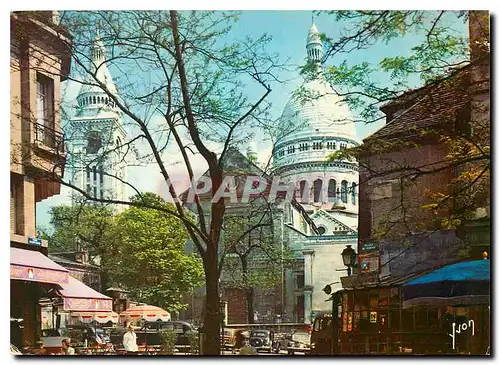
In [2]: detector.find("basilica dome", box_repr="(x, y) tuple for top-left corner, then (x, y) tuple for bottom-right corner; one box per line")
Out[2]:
(277, 76), (357, 145)
(273, 23), (358, 172)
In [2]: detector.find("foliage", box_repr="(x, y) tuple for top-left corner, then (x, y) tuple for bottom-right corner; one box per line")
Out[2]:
(39, 203), (115, 257)
(159, 329), (177, 354)
(186, 331), (199, 354)
(40, 193), (204, 314)
(109, 193), (204, 314)
(319, 11), (489, 238)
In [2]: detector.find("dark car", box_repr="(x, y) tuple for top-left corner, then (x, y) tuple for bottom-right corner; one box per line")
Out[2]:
(249, 329), (275, 353)
(111, 321), (197, 350)
(285, 331), (311, 355)
(66, 326), (111, 346)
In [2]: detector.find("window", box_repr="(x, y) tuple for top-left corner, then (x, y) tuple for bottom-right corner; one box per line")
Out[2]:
(317, 226), (326, 235)
(327, 179), (336, 201)
(10, 174), (23, 235)
(297, 272), (305, 289)
(86, 168), (91, 193)
(278, 150), (284, 157)
(287, 145), (295, 154)
(86, 131), (102, 154)
(298, 180), (308, 202)
(327, 141), (336, 150)
(93, 96), (96, 104)
(313, 179), (323, 202)
(351, 182), (357, 205)
(312, 142), (323, 150)
(298, 143), (309, 152)
(36, 73), (55, 146)
(341, 180), (348, 203)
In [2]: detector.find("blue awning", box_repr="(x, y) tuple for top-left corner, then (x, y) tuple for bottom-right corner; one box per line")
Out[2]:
(403, 260), (490, 308)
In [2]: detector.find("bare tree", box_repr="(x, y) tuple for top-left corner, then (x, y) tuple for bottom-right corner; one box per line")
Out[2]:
(11, 10), (287, 354)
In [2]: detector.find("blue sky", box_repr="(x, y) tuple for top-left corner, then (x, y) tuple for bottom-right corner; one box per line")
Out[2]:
(35, 10), (468, 229)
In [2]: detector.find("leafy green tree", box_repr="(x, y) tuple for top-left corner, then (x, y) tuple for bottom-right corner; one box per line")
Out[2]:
(316, 11), (489, 238)
(108, 193), (204, 313)
(40, 194), (204, 313)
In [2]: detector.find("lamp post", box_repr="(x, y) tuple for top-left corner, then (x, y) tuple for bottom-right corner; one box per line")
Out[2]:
(341, 245), (356, 276)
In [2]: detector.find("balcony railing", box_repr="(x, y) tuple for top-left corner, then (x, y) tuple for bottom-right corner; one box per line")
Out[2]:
(35, 122), (65, 154)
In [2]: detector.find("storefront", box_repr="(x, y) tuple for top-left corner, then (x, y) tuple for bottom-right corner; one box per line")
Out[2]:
(335, 260), (490, 355)
(10, 247), (69, 348)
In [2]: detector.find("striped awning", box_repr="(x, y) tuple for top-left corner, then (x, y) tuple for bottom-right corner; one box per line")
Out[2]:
(10, 247), (68, 285)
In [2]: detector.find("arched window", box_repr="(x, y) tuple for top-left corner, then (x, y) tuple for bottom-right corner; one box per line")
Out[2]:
(351, 182), (357, 205)
(298, 180), (308, 203)
(327, 179), (336, 202)
(105, 98), (108, 104)
(313, 179), (323, 203)
(93, 96), (96, 104)
(341, 180), (348, 204)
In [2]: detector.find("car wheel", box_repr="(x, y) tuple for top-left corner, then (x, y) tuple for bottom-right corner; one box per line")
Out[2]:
(288, 350), (294, 355)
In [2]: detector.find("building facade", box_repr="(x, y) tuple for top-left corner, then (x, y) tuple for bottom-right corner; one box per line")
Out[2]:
(10, 11), (72, 348)
(66, 36), (127, 209)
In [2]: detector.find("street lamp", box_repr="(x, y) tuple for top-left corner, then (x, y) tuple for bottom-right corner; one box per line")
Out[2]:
(341, 245), (356, 276)
(322, 282), (340, 295)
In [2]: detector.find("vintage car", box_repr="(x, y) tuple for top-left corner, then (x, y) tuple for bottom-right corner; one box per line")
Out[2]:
(285, 331), (311, 355)
(249, 329), (275, 353)
(110, 321), (197, 351)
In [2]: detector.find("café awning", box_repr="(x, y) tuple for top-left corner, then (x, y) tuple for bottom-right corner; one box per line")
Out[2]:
(58, 276), (113, 312)
(403, 260), (490, 308)
(10, 247), (69, 285)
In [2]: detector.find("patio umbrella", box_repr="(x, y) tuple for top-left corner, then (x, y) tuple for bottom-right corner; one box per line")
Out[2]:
(402, 260), (490, 309)
(70, 311), (119, 324)
(119, 305), (171, 323)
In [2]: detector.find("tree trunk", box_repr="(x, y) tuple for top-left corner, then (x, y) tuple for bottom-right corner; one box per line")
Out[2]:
(202, 246), (221, 355)
(246, 288), (254, 324)
(241, 255), (254, 324)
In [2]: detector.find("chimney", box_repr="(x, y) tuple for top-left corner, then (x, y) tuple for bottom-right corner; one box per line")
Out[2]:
(469, 11), (490, 62)
(74, 249), (88, 264)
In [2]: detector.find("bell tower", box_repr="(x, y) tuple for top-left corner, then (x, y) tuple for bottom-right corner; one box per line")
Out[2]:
(67, 35), (127, 210)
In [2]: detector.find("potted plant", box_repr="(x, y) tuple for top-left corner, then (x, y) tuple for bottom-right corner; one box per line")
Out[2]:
(159, 329), (177, 355)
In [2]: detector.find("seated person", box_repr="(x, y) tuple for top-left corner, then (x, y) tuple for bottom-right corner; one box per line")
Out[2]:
(31, 341), (47, 355)
(61, 338), (75, 355)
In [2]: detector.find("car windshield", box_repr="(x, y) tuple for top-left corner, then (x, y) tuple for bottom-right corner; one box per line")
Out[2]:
(251, 331), (268, 338)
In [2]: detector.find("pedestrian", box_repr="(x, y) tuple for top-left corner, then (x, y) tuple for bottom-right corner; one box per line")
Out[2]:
(123, 324), (139, 354)
(239, 339), (257, 355)
(61, 338), (75, 355)
(31, 340), (47, 355)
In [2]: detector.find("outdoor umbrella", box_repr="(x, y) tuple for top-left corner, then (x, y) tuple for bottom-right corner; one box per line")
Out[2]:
(119, 305), (171, 323)
(402, 260), (490, 309)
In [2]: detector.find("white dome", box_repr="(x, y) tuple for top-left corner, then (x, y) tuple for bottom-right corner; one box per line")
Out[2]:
(277, 77), (357, 145)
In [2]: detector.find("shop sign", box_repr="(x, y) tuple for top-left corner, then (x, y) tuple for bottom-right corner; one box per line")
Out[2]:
(449, 319), (475, 350)
(370, 311), (377, 323)
(360, 241), (379, 253)
(10, 264), (68, 285)
(347, 312), (353, 331)
(28, 237), (42, 246)
(359, 253), (379, 273)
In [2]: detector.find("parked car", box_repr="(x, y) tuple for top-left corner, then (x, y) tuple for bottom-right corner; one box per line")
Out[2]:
(66, 326), (110, 346)
(285, 331), (311, 355)
(110, 321), (197, 351)
(249, 329), (275, 353)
